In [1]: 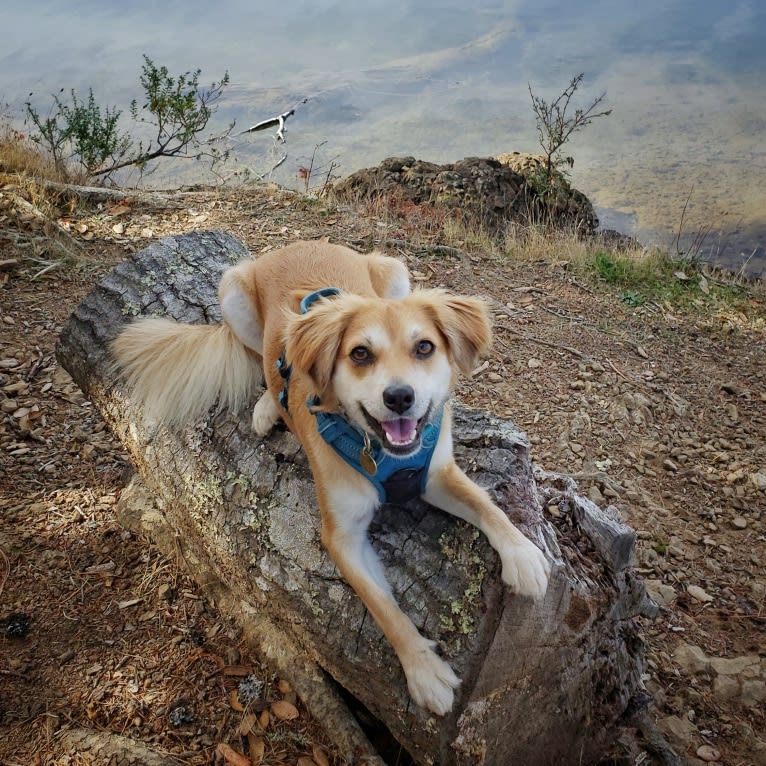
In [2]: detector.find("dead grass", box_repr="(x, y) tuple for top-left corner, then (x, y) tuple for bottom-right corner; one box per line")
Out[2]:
(0, 124), (64, 183)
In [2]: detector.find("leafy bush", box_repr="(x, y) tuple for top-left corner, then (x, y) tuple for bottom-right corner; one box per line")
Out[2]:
(125, 55), (231, 175)
(24, 56), (231, 182)
(26, 88), (131, 178)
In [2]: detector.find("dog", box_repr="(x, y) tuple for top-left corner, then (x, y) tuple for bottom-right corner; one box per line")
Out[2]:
(112, 239), (550, 716)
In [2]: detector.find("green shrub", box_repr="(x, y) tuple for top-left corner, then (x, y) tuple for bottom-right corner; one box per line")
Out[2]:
(24, 55), (230, 182)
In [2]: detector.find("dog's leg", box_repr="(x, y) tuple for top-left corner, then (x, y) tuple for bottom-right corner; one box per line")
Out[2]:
(251, 392), (280, 435)
(424, 429), (550, 600)
(320, 485), (460, 716)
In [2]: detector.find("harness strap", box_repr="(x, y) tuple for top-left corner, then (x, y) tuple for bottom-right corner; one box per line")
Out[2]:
(276, 285), (443, 504)
(277, 287), (342, 413)
(314, 404), (442, 504)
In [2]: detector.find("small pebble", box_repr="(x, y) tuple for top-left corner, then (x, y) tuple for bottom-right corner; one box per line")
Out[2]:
(696, 744), (721, 762)
(687, 585), (714, 603)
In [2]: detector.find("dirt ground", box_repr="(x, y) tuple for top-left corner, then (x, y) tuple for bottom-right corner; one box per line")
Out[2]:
(1, 185), (764, 766)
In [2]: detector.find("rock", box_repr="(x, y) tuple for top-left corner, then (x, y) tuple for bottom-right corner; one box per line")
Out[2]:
(332, 155), (598, 233)
(495, 151), (545, 176)
(696, 745), (721, 762)
(749, 472), (766, 490)
(742, 680), (766, 707)
(657, 714), (698, 749)
(674, 643), (709, 674)
(709, 656), (759, 676)
(645, 580), (677, 608)
(588, 485), (605, 505)
(730, 516), (748, 529)
(687, 585), (713, 603)
(712, 675), (740, 701)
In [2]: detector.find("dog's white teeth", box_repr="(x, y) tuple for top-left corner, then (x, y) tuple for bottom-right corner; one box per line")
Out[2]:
(381, 417), (418, 446)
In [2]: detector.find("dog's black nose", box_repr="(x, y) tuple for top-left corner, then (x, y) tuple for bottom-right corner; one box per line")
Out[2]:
(383, 384), (415, 414)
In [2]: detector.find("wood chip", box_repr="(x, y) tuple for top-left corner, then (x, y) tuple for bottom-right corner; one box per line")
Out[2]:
(229, 689), (245, 712)
(223, 664), (254, 677)
(271, 700), (299, 720)
(239, 713), (257, 736)
(247, 734), (265, 765)
(117, 598), (142, 609)
(217, 742), (251, 766)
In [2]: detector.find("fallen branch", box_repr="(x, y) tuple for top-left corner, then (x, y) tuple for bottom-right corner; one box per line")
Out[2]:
(33, 178), (179, 208)
(495, 320), (587, 359)
(6, 192), (82, 255)
(56, 728), (183, 766)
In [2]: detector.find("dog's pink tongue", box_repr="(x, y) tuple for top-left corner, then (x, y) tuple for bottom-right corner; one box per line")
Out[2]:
(381, 417), (418, 445)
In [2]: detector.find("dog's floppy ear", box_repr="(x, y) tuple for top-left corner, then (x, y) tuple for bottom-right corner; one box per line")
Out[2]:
(424, 291), (492, 375)
(285, 297), (356, 393)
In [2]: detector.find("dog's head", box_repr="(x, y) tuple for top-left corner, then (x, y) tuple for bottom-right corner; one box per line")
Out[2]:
(286, 290), (491, 456)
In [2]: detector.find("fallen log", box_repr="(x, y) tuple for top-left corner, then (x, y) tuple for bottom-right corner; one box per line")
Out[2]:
(56, 728), (183, 766)
(56, 231), (661, 766)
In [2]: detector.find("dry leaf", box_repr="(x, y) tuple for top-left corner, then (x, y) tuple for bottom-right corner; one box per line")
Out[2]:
(217, 743), (250, 766)
(223, 664), (254, 677)
(312, 746), (330, 766)
(258, 709), (270, 729)
(247, 734), (265, 765)
(239, 713), (257, 736)
(297, 758), (318, 766)
(277, 678), (292, 694)
(229, 689), (245, 712)
(271, 700), (299, 720)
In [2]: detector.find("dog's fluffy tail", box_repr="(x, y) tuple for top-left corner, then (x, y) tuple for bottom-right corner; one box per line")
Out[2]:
(111, 318), (263, 426)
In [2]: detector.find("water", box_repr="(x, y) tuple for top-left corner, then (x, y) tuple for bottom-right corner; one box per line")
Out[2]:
(2, 0), (765, 274)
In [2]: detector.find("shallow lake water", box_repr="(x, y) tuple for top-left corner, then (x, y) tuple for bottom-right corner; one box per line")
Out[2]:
(3, 0), (765, 273)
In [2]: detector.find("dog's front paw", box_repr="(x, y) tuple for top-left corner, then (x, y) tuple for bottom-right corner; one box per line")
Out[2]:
(403, 642), (461, 716)
(500, 537), (550, 600)
(251, 393), (280, 436)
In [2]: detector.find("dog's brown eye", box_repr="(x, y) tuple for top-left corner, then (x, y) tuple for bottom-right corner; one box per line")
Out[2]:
(415, 340), (435, 358)
(350, 346), (372, 364)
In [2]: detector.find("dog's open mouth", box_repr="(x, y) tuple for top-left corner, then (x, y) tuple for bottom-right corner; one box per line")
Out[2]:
(361, 405), (431, 455)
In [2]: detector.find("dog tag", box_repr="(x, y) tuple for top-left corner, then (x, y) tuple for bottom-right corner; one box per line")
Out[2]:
(360, 447), (378, 476)
(360, 433), (378, 476)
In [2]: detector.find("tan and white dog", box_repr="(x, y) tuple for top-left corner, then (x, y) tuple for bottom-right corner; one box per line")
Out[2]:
(112, 240), (550, 716)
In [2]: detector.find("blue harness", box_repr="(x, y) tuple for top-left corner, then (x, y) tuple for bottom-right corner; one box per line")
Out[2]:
(276, 287), (443, 505)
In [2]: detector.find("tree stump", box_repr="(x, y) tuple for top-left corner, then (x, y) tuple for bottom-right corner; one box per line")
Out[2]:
(56, 231), (659, 766)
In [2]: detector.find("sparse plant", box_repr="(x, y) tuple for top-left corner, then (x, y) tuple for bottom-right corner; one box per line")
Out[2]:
(527, 73), (611, 201)
(593, 250), (628, 284)
(296, 141), (341, 195)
